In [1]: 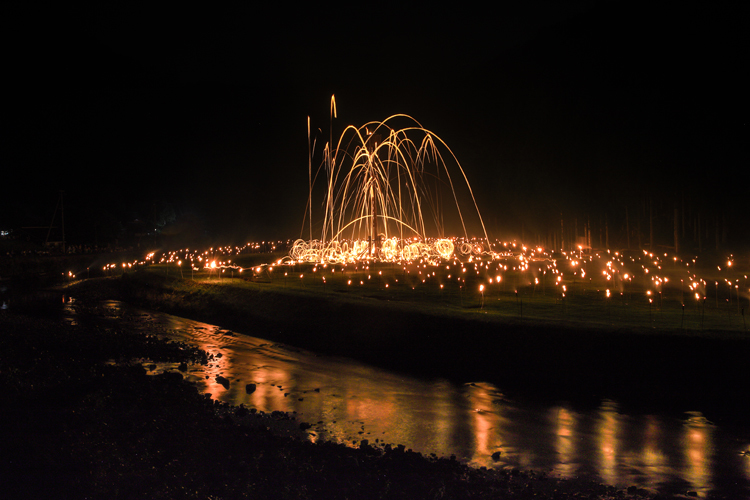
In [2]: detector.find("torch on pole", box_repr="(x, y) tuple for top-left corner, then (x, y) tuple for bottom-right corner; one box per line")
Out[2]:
(681, 303), (685, 330)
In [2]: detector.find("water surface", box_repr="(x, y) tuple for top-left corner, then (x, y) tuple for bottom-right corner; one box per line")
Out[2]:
(67, 299), (750, 497)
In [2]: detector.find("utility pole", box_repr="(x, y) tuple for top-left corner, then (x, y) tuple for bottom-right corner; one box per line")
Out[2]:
(626, 206), (630, 250)
(560, 214), (564, 252)
(649, 198), (653, 250)
(674, 205), (680, 254)
(605, 215), (609, 249)
(60, 190), (65, 254)
(45, 190), (65, 253)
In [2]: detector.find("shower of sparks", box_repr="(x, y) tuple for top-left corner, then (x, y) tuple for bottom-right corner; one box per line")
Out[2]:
(293, 97), (489, 265)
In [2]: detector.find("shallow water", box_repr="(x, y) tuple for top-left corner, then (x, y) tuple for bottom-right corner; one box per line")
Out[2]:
(67, 299), (750, 497)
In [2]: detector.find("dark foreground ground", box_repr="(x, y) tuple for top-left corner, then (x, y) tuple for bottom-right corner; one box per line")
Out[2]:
(2, 273), (746, 499)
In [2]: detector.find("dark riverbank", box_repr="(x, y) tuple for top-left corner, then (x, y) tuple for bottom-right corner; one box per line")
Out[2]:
(1, 297), (674, 499)
(70, 272), (750, 426)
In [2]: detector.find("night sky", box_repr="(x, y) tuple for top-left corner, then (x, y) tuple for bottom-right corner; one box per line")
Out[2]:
(4, 3), (748, 249)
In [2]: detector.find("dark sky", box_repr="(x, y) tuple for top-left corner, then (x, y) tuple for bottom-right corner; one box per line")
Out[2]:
(4, 3), (748, 248)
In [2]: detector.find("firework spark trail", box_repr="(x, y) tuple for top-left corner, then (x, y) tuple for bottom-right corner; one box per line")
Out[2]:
(296, 98), (490, 264)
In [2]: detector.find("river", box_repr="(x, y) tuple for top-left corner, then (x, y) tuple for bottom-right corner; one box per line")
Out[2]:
(63, 297), (749, 498)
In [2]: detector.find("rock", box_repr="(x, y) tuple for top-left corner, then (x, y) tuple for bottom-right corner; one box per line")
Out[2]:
(491, 451), (502, 461)
(299, 422), (312, 430)
(177, 362), (188, 372)
(687, 492), (698, 497)
(245, 383), (256, 394)
(216, 375), (230, 389)
(627, 486), (637, 494)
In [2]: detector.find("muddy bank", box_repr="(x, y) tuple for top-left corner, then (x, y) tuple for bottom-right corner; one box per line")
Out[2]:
(69, 272), (750, 424)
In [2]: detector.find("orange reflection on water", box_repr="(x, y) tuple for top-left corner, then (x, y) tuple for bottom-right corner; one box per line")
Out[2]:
(423, 380), (457, 457)
(466, 383), (503, 467)
(682, 412), (713, 494)
(551, 406), (577, 477)
(194, 339), (236, 402)
(345, 392), (396, 440)
(641, 415), (669, 476)
(245, 364), (293, 411)
(597, 400), (620, 486)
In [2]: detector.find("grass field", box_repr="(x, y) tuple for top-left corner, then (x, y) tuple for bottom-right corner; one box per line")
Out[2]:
(140, 246), (749, 337)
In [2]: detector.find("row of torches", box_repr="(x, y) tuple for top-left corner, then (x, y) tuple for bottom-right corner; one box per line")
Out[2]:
(81, 238), (747, 318)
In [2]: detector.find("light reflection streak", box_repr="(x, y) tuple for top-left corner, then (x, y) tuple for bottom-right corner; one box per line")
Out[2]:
(682, 412), (713, 494)
(640, 415), (669, 479)
(427, 380), (456, 457)
(552, 406), (577, 477)
(466, 383), (498, 465)
(597, 400), (620, 486)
